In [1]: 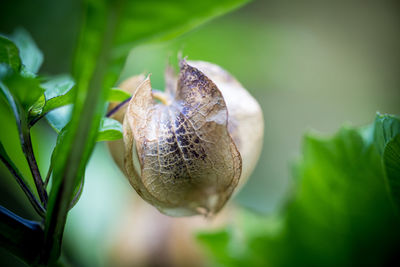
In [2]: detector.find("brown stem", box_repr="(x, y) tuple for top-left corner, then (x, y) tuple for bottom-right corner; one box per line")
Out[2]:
(0, 142), (45, 217)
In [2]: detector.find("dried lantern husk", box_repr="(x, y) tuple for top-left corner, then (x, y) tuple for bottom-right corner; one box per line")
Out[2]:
(108, 59), (263, 217)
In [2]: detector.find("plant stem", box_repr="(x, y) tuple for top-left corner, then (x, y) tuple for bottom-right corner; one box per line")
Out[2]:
(106, 96), (131, 117)
(0, 142), (45, 217)
(106, 89), (166, 118)
(21, 124), (48, 207)
(44, 165), (53, 189)
(40, 1), (121, 264)
(0, 205), (44, 265)
(28, 113), (44, 128)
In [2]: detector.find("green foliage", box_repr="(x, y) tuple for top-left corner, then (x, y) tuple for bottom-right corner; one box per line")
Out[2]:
(0, 36), (21, 72)
(373, 113), (400, 155)
(108, 87), (131, 102)
(373, 114), (400, 212)
(41, 75), (75, 114)
(1, 70), (44, 112)
(45, 105), (72, 133)
(97, 118), (123, 142)
(198, 116), (400, 267)
(10, 28), (43, 75)
(40, 75), (75, 132)
(384, 135), (400, 209)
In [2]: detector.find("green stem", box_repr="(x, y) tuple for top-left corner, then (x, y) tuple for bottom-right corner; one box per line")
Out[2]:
(20, 124), (48, 207)
(40, 1), (121, 264)
(44, 165), (53, 189)
(28, 113), (44, 128)
(0, 142), (45, 217)
(0, 205), (44, 265)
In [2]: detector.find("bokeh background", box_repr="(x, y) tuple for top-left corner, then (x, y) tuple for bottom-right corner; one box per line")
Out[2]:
(1, 0), (399, 266)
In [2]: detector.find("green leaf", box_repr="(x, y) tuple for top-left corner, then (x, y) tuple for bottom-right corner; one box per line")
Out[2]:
(199, 126), (400, 266)
(45, 127), (84, 210)
(373, 113), (400, 211)
(42, 75), (74, 99)
(110, 0), (252, 57)
(384, 135), (400, 210)
(197, 229), (239, 267)
(373, 113), (400, 155)
(69, 175), (84, 210)
(28, 94), (46, 118)
(42, 0), (251, 264)
(0, 69), (44, 112)
(45, 105), (72, 133)
(0, 206), (44, 265)
(0, 67), (21, 124)
(36, 75), (75, 131)
(108, 87), (131, 102)
(10, 28), (43, 74)
(0, 36), (21, 72)
(41, 75), (75, 113)
(96, 117), (123, 142)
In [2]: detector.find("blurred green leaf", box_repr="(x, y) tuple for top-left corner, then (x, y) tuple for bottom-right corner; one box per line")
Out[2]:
(199, 125), (400, 267)
(45, 105), (72, 133)
(111, 0), (252, 57)
(0, 31), (52, 126)
(41, 75), (75, 112)
(108, 88), (131, 102)
(373, 113), (400, 155)
(1, 70), (44, 113)
(373, 114), (400, 211)
(384, 135), (400, 210)
(0, 67), (21, 122)
(42, 75), (74, 100)
(69, 175), (84, 210)
(0, 206), (44, 265)
(45, 127), (83, 210)
(10, 28), (43, 75)
(33, 75), (75, 128)
(96, 118), (123, 142)
(197, 229), (239, 267)
(0, 36), (21, 72)
(41, 76), (75, 131)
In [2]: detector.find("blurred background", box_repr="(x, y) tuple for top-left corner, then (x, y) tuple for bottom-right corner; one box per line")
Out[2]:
(1, 0), (399, 266)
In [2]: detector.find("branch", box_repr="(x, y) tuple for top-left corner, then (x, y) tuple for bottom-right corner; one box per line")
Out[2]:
(106, 96), (131, 117)
(0, 142), (45, 217)
(20, 124), (48, 206)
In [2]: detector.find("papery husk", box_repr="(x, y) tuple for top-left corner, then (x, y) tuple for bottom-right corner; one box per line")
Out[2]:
(108, 60), (264, 217)
(123, 61), (241, 216)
